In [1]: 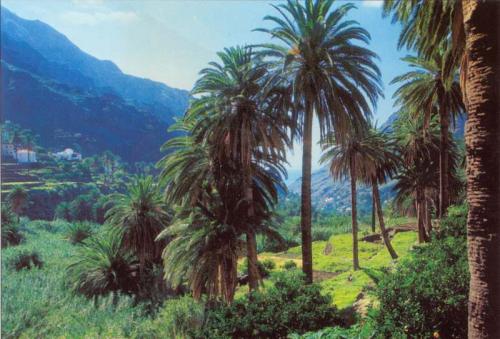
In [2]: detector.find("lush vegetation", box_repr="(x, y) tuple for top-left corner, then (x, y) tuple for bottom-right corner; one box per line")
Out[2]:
(2, 0), (499, 337)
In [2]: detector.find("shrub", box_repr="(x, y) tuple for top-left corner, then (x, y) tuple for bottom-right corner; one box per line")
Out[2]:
(9, 251), (44, 271)
(374, 235), (468, 338)
(65, 221), (95, 244)
(132, 296), (204, 338)
(261, 259), (276, 271)
(436, 203), (467, 239)
(200, 270), (341, 338)
(283, 260), (297, 270)
(239, 259), (272, 279)
(312, 227), (333, 241)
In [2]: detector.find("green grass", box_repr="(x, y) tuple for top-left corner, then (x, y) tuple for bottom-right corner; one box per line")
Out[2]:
(260, 229), (418, 310)
(1, 220), (147, 338)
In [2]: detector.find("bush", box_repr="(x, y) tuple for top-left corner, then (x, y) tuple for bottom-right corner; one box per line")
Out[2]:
(65, 221), (95, 244)
(9, 251), (44, 271)
(132, 296), (204, 338)
(374, 221), (468, 338)
(283, 260), (297, 270)
(261, 259), (276, 271)
(312, 227), (333, 241)
(437, 203), (467, 239)
(239, 259), (272, 279)
(199, 270), (341, 338)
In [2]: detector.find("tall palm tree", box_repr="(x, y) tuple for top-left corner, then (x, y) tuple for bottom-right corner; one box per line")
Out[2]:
(321, 127), (399, 268)
(359, 128), (399, 259)
(105, 176), (172, 275)
(384, 2), (500, 334)
(391, 51), (464, 217)
(188, 46), (289, 291)
(461, 1), (500, 337)
(257, 0), (382, 282)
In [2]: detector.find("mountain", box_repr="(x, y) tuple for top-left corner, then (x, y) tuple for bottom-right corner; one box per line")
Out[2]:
(288, 166), (395, 215)
(0, 7), (189, 162)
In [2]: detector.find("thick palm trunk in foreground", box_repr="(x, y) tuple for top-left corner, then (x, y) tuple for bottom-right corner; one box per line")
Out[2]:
(463, 1), (500, 337)
(372, 181), (398, 259)
(371, 197), (376, 233)
(301, 108), (314, 283)
(349, 156), (360, 270)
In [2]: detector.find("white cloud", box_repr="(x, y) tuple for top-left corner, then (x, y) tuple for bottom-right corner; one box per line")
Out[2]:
(71, 0), (105, 7)
(362, 0), (383, 8)
(62, 10), (139, 25)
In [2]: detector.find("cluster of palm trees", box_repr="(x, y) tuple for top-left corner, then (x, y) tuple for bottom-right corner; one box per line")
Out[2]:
(67, 0), (498, 335)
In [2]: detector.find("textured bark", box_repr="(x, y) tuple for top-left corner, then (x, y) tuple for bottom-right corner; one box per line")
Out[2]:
(301, 107), (314, 283)
(246, 230), (260, 291)
(438, 94), (450, 217)
(372, 182), (398, 259)
(350, 156), (360, 270)
(371, 196), (376, 233)
(244, 169), (260, 291)
(463, 1), (500, 337)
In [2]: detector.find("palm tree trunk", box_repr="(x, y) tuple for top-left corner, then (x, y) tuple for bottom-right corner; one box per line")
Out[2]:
(371, 196), (376, 233)
(438, 93), (450, 218)
(244, 170), (260, 292)
(372, 181), (398, 259)
(349, 156), (360, 270)
(416, 187), (426, 244)
(301, 106), (314, 283)
(463, 1), (500, 337)
(246, 230), (260, 291)
(424, 195), (432, 238)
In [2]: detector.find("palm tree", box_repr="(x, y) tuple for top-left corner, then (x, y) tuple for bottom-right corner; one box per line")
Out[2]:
(257, 0), (382, 282)
(8, 185), (29, 221)
(67, 228), (139, 305)
(105, 176), (172, 276)
(391, 51), (464, 217)
(159, 117), (286, 302)
(188, 46), (289, 291)
(359, 128), (399, 259)
(321, 127), (399, 268)
(461, 1), (500, 336)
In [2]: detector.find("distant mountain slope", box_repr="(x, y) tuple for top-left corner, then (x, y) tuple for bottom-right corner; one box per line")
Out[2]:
(288, 166), (394, 214)
(1, 7), (189, 122)
(0, 7), (189, 162)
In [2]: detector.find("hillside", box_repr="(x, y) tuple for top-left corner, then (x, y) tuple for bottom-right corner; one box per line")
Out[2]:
(0, 7), (189, 162)
(288, 166), (395, 214)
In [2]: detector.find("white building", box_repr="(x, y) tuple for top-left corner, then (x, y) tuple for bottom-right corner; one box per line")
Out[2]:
(16, 149), (37, 163)
(54, 148), (82, 161)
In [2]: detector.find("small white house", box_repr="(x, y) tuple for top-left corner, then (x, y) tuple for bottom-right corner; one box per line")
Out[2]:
(54, 148), (82, 161)
(16, 149), (37, 163)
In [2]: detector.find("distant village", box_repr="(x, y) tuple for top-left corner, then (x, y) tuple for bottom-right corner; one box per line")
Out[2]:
(2, 131), (82, 164)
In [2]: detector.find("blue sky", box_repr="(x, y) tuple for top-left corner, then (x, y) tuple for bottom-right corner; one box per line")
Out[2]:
(2, 0), (409, 178)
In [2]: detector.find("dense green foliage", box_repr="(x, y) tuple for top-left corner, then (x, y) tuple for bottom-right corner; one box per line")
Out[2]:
(374, 205), (468, 338)
(64, 221), (96, 245)
(1, 204), (24, 247)
(200, 270), (340, 338)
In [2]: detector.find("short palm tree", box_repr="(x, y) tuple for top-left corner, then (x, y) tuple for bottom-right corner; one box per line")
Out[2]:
(256, 0), (382, 282)
(188, 46), (289, 290)
(67, 228), (139, 305)
(392, 51), (464, 217)
(8, 185), (29, 221)
(105, 176), (172, 275)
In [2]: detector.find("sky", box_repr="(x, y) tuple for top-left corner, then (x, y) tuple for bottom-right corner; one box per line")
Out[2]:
(2, 0), (409, 180)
